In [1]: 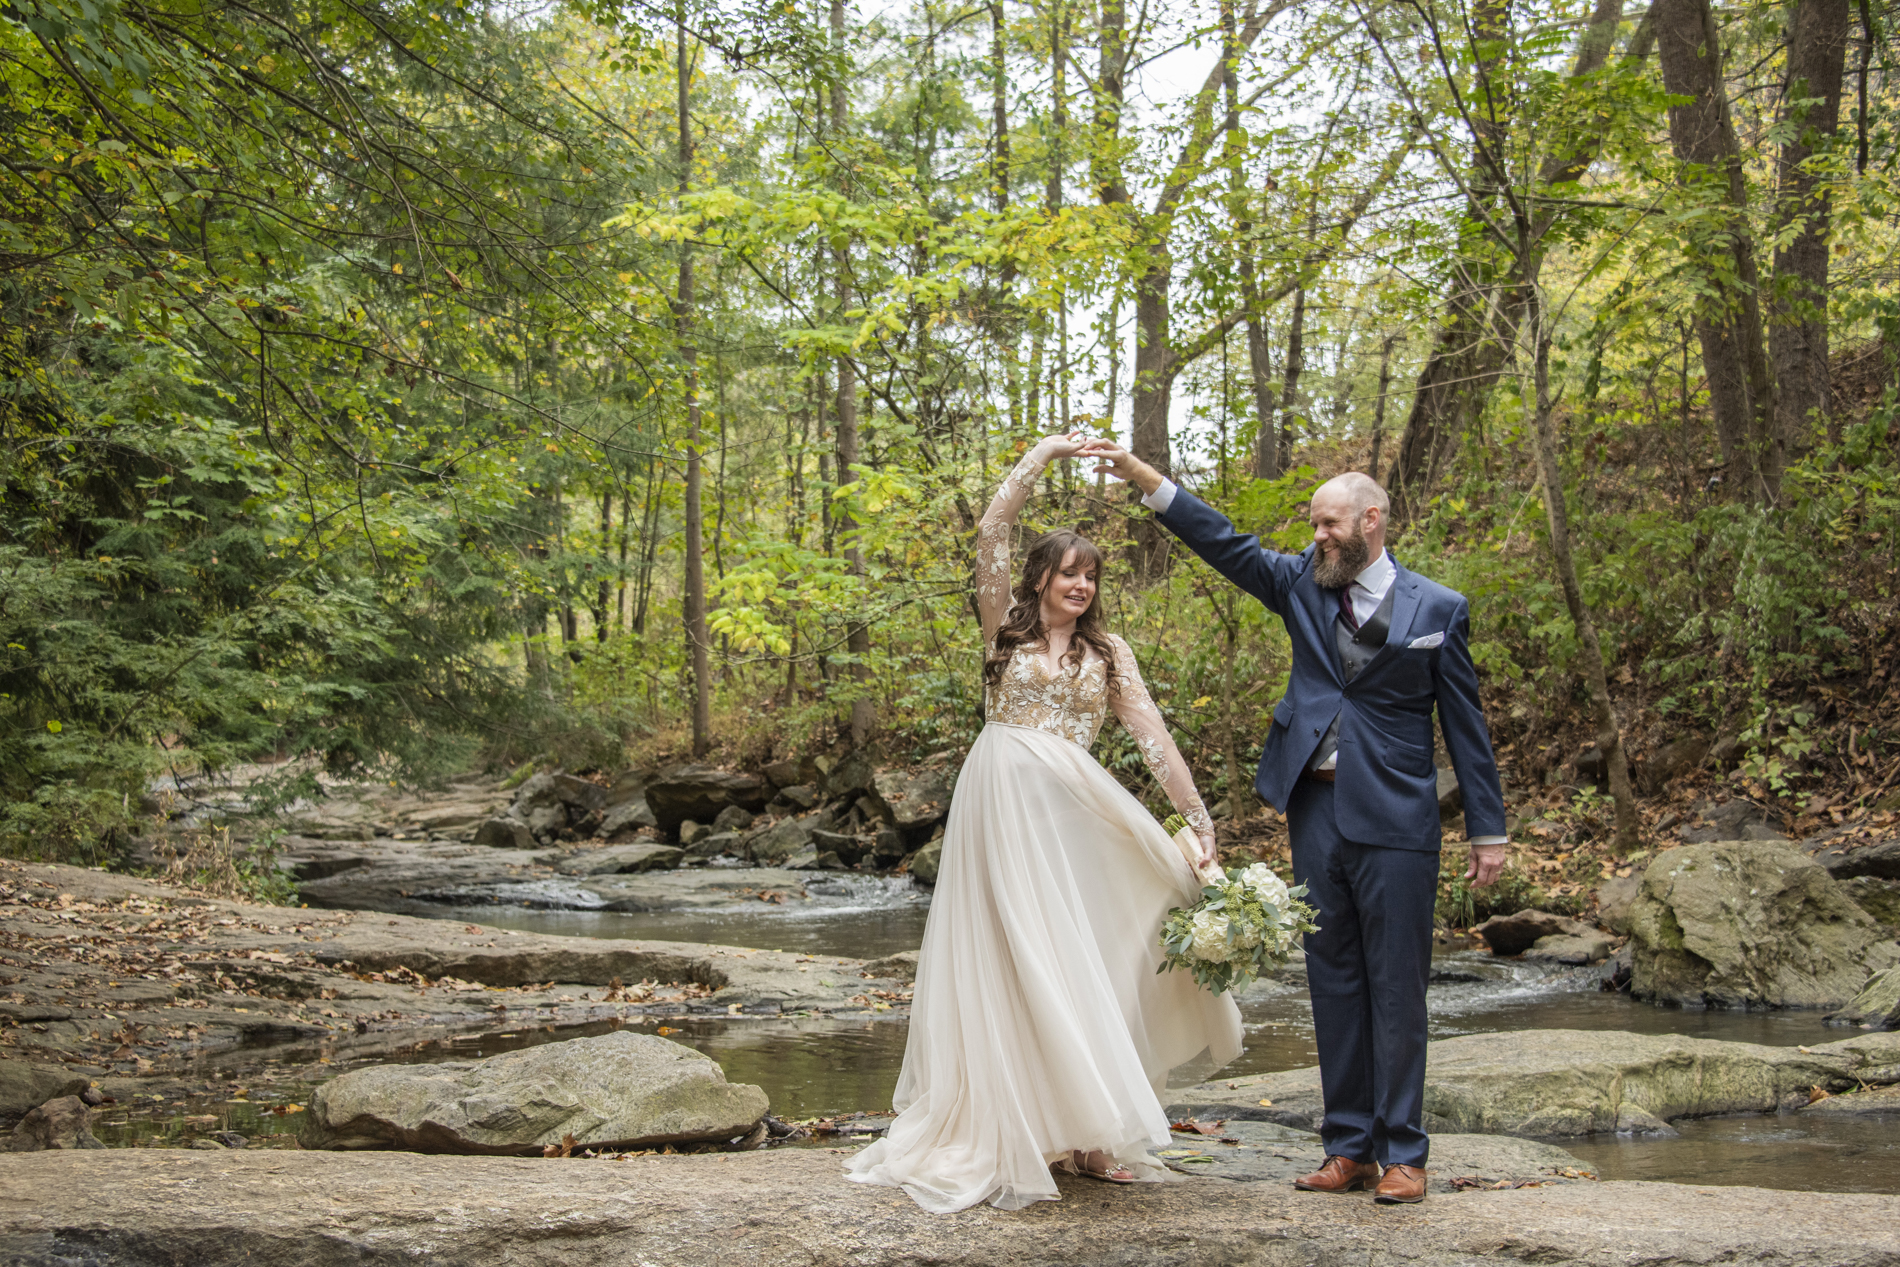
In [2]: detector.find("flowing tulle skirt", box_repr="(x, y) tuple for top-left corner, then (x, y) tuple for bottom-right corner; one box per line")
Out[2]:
(844, 722), (1244, 1212)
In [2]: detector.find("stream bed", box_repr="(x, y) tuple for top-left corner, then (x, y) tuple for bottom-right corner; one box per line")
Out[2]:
(271, 885), (1898, 1192)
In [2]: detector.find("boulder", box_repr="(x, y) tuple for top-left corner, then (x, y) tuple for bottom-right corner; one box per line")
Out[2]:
(680, 821), (713, 846)
(1168, 1027), (1900, 1138)
(1594, 872), (1644, 935)
(743, 816), (817, 864)
(869, 767), (955, 843)
(711, 805), (755, 834)
(1805, 833), (1900, 882)
(549, 844), (684, 877)
(776, 784), (819, 811)
(1472, 909), (1590, 957)
(784, 848), (846, 872)
(512, 772), (564, 811)
(861, 951), (918, 982)
(602, 769), (649, 808)
(810, 829), (870, 867)
(550, 775), (606, 815)
(300, 1032), (768, 1155)
(908, 837), (944, 885)
(870, 828), (907, 866)
(1629, 840), (1900, 1008)
(599, 798), (656, 839)
(760, 758), (802, 789)
(472, 817), (537, 850)
(1523, 929), (1616, 966)
(1678, 799), (1786, 844)
(8, 1097), (104, 1152)
(0, 1063), (88, 1127)
(645, 765), (769, 834)
(1843, 875), (1900, 931)
(681, 832), (739, 863)
(824, 749), (875, 798)
(1827, 963), (1900, 1030)
(1641, 734), (1710, 792)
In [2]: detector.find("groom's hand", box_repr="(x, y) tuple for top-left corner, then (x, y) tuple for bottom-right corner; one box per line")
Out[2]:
(1465, 843), (1508, 888)
(1082, 440), (1165, 497)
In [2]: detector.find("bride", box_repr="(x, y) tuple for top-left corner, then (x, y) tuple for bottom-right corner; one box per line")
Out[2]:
(845, 431), (1243, 1213)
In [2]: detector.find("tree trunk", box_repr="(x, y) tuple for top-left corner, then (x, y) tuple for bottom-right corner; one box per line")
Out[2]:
(1368, 332), (1397, 481)
(831, 0), (873, 746)
(1523, 292), (1639, 850)
(677, 13), (711, 758)
(1772, 0), (1851, 454)
(1274, 284), (1307, 474)
(1386, 0), (1641, 519)
(1653, 0), (1780, 501)
(1130, 257), (1175, 576)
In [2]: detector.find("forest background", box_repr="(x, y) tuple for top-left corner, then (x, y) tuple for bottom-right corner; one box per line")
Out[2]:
(5, 0), (1900, 903)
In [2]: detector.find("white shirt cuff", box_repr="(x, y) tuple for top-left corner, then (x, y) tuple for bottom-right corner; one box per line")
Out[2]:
(1140, 479), (1177, 514)
(1468, 836), (1509, 847)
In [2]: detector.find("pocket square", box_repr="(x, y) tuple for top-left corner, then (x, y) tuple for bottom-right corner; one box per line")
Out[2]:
(1408, 632), (1446, 650)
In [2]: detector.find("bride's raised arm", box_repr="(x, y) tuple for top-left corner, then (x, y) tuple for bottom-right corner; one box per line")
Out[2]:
(1106, 635), (1218, 868)
(975, 432), (1086, 644)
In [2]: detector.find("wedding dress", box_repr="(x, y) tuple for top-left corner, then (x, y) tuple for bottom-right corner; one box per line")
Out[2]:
(845, 449), (1243, 1213)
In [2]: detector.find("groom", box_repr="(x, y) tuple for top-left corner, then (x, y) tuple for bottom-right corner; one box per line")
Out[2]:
(1089, 447), (1507, 1206)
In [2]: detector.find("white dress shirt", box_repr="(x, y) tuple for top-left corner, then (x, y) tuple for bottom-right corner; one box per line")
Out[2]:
(1142, 478), (1507, 847)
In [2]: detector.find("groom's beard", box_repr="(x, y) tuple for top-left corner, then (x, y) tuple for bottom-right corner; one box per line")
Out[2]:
(1312, 523), (1371, 589)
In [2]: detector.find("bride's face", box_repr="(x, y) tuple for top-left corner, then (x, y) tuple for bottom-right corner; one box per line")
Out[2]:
(1038, 547), (1098, 627)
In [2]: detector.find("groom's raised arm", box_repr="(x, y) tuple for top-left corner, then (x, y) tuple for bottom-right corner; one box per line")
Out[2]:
(1150, 483), (1303, 617)
(1086, 441), (1302, 616)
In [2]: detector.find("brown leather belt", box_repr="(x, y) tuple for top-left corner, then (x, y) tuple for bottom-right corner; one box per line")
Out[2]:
(1306, 768), (1337, 783)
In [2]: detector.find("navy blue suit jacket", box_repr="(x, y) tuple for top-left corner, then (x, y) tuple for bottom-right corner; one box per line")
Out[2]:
(1159, 488), (1506, 851)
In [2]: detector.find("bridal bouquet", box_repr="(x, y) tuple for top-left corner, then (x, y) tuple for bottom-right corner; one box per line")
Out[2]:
(1157, 816), (1319, 995)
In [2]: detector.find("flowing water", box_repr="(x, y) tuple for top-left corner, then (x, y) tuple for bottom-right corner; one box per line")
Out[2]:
(303, 886), (1896, 1192)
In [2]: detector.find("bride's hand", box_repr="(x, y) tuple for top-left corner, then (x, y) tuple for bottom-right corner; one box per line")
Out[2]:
(1196, 828), (1218, 870)
(1033, 430), (1091, 462)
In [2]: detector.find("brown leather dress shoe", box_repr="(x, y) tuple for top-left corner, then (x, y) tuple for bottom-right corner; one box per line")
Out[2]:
(1374, 1164), (1427, 1204)
(1293, 1155), (1380, 1193)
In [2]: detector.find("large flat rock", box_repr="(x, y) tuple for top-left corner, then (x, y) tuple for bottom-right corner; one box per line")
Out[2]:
(1170, 1028), (1900, 1137)
(1157, 1120), (1595, 1192)
(0, 1149), (1895, 1266)
(285, 833), (816, 914)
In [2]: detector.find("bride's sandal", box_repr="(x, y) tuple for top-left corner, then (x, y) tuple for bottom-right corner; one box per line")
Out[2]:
(1070, 1149), (1137, 1184)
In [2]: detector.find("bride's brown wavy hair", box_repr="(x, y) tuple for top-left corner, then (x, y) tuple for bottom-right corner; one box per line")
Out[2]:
(982, 529), (1120, 690)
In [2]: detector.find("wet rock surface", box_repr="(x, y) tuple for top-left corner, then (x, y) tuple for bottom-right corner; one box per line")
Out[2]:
(1629, 839), (1900, 1008)
(1473, 909), (1595, 956)
(1, 1148), (1896, 1267)
(7, 1096), (105, 1151)
(1157, 1119), (1595, 1192)
(0, 858), (914, 1134)
(1170, 1028), (1900, 1137)
(301, 1031), (768, 1154)
(1830, 963), (1900, 1030)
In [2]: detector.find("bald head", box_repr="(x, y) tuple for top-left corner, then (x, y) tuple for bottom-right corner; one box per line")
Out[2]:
(1316, 471), (1390, 519)
(1308, 471), (1388, 583)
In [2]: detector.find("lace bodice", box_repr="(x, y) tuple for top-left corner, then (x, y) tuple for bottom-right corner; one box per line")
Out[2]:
(973, 442), (1213, 843)
(984, 643), (1111, 747)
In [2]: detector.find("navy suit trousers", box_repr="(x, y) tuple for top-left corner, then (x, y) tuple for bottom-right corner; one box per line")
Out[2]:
(1288, 777), (1439, 1168)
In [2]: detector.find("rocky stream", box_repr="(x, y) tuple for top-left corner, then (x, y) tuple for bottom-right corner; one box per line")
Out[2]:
(1, 758), (1898, 1265)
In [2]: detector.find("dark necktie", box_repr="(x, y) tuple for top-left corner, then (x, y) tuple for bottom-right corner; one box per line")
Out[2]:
(1338, 584), (1361, 634)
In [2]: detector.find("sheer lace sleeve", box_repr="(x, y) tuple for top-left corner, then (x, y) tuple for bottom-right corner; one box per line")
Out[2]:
(975, 449), (1047, 644)
(1106, 635), (1214, 847)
